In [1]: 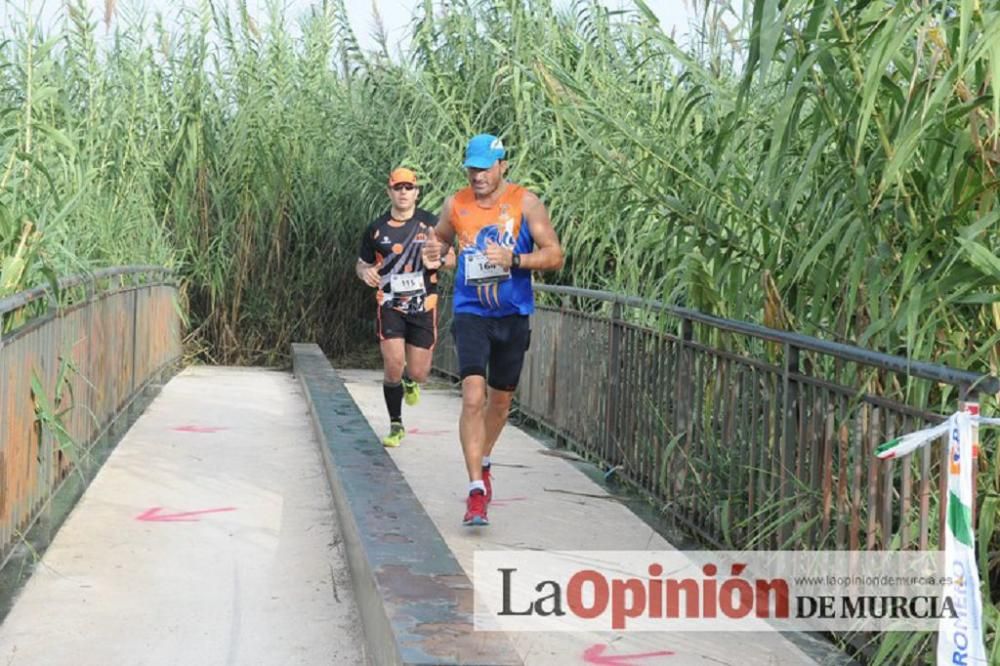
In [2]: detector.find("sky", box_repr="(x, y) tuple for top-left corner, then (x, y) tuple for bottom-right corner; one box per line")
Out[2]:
(3, 0), (695, 53)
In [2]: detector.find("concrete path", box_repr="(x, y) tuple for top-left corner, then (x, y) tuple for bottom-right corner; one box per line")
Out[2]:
(0, 367), (365, 666)
(341, 369), (829, 666)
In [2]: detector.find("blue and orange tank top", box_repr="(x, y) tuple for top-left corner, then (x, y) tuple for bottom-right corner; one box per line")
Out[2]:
(451, 183), (535, 317)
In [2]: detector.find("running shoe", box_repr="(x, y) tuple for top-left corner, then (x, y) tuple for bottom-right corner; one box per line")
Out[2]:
(382, 422), (405, 448)
(402, 378), (420, 406)
(482, 465), (493, 503)
(463, 489), (489, 526)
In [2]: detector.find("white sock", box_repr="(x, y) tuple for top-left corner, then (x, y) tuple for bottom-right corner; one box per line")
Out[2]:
(469, 480), (486, 494)
(482, 456), (491, 468)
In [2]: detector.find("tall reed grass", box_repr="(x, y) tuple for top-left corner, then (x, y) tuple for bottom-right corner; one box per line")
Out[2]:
(3, 0), (998, 371)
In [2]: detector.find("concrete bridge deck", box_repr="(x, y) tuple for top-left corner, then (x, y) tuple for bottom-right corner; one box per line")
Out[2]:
(0, 364), (851, 665)
(0, 367), (365, 665)
(339, 369), (835, 666)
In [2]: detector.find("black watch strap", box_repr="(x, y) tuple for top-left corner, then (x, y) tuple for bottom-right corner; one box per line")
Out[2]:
(511, 253), (521, 269)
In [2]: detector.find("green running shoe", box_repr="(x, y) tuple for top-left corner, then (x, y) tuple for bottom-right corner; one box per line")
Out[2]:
(382, 422), (406, 448)
(402, 378), (420, 406)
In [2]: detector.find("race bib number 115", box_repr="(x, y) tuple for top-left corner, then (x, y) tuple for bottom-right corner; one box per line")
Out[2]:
(390, 271), (426, 298)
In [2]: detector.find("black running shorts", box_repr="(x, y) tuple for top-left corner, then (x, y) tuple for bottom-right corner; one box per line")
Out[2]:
(451, 313), (531, 391)
(377, 306), (437, 349)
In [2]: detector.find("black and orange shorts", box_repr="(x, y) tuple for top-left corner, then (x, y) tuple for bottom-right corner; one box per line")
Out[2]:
(376, 305), (437, 350)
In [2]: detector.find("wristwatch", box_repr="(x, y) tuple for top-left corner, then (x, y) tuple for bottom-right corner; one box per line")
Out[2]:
(511, 253), (521, 269)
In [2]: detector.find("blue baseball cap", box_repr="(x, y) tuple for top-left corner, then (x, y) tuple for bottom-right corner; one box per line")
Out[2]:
(463, 133), (506, 168)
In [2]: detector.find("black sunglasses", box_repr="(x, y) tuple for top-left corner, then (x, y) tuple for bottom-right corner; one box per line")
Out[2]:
(391, 183), (416, 191)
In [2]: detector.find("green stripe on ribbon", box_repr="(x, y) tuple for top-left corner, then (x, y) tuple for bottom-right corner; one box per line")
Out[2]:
(947, 491), (975, 547)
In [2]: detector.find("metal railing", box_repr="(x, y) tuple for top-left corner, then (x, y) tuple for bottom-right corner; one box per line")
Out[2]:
(0, 267), (182, 563)
(433, 284), (998, 551)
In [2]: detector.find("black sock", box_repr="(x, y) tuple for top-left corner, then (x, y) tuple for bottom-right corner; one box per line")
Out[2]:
(383, 382), (403, 422)
(402, 370), (413, 385)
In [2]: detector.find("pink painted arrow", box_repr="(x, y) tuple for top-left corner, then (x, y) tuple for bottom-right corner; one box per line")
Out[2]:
(407, 427), (451, 436)
(136, 507), (237, 522)
(172, 425), (227, 433)
(584, 644), (675, 665)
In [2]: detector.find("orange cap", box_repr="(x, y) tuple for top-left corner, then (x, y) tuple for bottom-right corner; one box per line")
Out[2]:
(388, 168), (418, 186)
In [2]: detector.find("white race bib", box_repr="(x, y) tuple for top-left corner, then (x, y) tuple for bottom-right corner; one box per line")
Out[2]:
(464, 252), (510, 285)
(390, 271), (426, 299)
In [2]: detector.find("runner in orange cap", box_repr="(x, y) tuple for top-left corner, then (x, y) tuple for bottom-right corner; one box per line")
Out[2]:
(357, 167), (454, 447)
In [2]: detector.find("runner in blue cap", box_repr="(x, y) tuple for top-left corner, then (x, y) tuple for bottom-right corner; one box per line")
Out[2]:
(424, 134), (564, 526)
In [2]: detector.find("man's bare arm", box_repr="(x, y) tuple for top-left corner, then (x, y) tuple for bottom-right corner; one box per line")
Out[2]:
(518, 192), (563, 271)
(424, 197), (456, 266)
(435, 197), (457, 246)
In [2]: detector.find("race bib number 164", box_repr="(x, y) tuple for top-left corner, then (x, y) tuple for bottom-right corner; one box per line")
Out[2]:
(465, 252), (510, 285)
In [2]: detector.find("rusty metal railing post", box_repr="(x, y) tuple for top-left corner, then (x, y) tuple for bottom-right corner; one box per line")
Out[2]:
(130, 277), (139, 395)
(779, 342), (799, 547)
(604, 301), (623, 461)
(673, 317), (694, 507)
(677, 316), (693, 427)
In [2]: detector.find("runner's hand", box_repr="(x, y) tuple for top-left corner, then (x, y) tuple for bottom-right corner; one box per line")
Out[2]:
(422, 254), (442, 270)
(485, 240), (512, 268)
(362, 264), (381, 288)
(422, 229), (443, 269)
